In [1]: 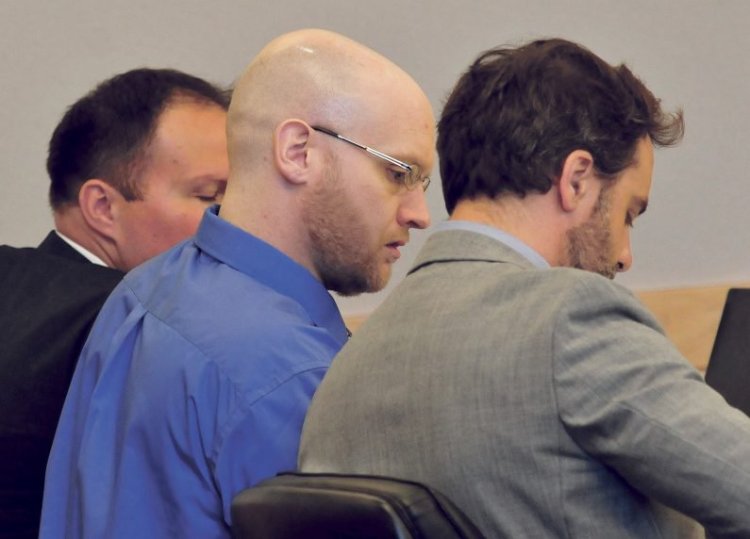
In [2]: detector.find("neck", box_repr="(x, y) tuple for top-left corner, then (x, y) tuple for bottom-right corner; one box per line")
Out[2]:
(53, 208), (118, 269)
(450, 194), (569, 267)
(218, 175), (315, 275)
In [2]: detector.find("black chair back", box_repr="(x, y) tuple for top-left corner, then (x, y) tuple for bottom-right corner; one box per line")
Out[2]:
(231, 472), (485, 538)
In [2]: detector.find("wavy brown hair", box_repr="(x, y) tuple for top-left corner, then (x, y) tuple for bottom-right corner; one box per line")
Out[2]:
(437, 38), (684, 214)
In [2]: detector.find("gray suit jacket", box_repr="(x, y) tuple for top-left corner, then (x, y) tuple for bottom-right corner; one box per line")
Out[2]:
(300, 229), (750, 538)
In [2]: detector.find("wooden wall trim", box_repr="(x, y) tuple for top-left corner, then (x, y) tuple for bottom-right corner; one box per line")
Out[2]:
(635, 282), (750, 371)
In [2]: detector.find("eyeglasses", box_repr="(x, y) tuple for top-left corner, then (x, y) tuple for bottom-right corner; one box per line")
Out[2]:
(311, 125), (430, 192)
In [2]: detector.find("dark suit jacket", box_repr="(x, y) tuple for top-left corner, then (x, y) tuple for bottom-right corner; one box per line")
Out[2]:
(0, 232), (122, 538)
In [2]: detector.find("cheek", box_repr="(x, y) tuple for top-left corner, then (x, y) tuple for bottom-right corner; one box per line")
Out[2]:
(176, 208), (205, 234)
(363, 204), (397, 249)
(162, 211), (203, 243)
(336, 185), (381, 241)
(364, 191), (401, 233)
(143, 201), (204, 244)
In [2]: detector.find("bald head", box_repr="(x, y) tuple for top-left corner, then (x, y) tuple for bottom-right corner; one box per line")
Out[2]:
(227, 29), (433, 178)
(220, 29), (435, 292)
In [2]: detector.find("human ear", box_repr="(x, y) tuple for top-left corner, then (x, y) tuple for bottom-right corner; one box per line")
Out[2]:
(273, 119), (313, 186)
(77, 179), (120, 240)
(557, 149), (596, 213)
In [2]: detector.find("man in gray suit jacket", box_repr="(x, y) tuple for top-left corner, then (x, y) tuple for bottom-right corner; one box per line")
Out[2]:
(300, 38), (750, 538)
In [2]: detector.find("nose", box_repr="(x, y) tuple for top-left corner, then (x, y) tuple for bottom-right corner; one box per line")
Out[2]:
(398, 187), (431, 229)
(616, 235), (633, 273)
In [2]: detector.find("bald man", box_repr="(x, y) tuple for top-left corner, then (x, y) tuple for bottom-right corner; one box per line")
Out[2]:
(39, 29), (435, 538)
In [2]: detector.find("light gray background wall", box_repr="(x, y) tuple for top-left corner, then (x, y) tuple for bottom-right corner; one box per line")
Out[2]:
(1, 1), (748, 317)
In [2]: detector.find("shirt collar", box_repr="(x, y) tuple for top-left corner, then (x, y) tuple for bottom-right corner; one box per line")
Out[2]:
(433, 220), (550, 269)
(195, 206), (349, 345)
(54, 231), (109, 267)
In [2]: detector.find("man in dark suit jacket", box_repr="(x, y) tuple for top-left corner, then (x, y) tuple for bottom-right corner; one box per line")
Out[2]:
(0, 68), (230, 538)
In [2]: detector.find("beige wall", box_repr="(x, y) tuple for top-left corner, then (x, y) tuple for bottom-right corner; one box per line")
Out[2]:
(2, 2), (749, 319)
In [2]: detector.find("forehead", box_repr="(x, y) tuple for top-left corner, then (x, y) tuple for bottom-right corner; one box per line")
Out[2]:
(363, 96), (436, 172)
(147, 103), (227, 163)
(327, 68), (435, 164)
(153, 101), (227, 142)
(140, 102), (228, 190)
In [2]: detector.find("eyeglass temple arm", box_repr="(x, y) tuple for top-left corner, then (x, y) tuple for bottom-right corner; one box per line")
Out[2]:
(313, 126), (412, 171)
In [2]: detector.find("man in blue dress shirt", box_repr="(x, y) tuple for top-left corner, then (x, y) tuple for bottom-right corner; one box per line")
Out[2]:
(39, 29), (436, 538)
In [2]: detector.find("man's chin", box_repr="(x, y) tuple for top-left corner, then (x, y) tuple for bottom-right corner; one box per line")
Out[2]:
(330, 266), (390, 297)
(369, 264), (393, 293)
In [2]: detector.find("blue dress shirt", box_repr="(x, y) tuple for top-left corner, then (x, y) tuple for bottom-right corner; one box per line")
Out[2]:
(40, 206), (348, 538)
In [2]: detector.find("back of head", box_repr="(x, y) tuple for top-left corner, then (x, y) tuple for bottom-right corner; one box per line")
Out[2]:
(47, 68), (229, 210)
(437, 38), (685, 214)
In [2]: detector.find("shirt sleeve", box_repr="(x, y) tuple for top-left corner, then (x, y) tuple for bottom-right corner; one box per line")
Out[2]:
(553, 275), (750, 538)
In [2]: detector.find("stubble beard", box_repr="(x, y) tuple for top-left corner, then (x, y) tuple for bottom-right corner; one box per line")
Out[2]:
(565, 186), (619, 280)
(302, 158), (388, 296)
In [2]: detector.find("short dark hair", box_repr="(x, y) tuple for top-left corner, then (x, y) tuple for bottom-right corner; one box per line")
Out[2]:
(47, 68), (230, 209)
(437, 38), (684, 214)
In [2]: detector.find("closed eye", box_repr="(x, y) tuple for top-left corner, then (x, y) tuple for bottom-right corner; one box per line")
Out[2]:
(388, 167), (408, 186)
(194, 180), (226, 203)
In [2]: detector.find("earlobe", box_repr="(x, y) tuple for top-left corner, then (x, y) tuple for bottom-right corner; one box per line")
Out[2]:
(274, 120), (313, 185)
(78, 179), (119, 240)
(558, 149), (595, 213)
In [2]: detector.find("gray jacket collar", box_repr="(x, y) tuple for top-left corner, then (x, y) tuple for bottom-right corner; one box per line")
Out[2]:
(410, 229), (538, 275)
